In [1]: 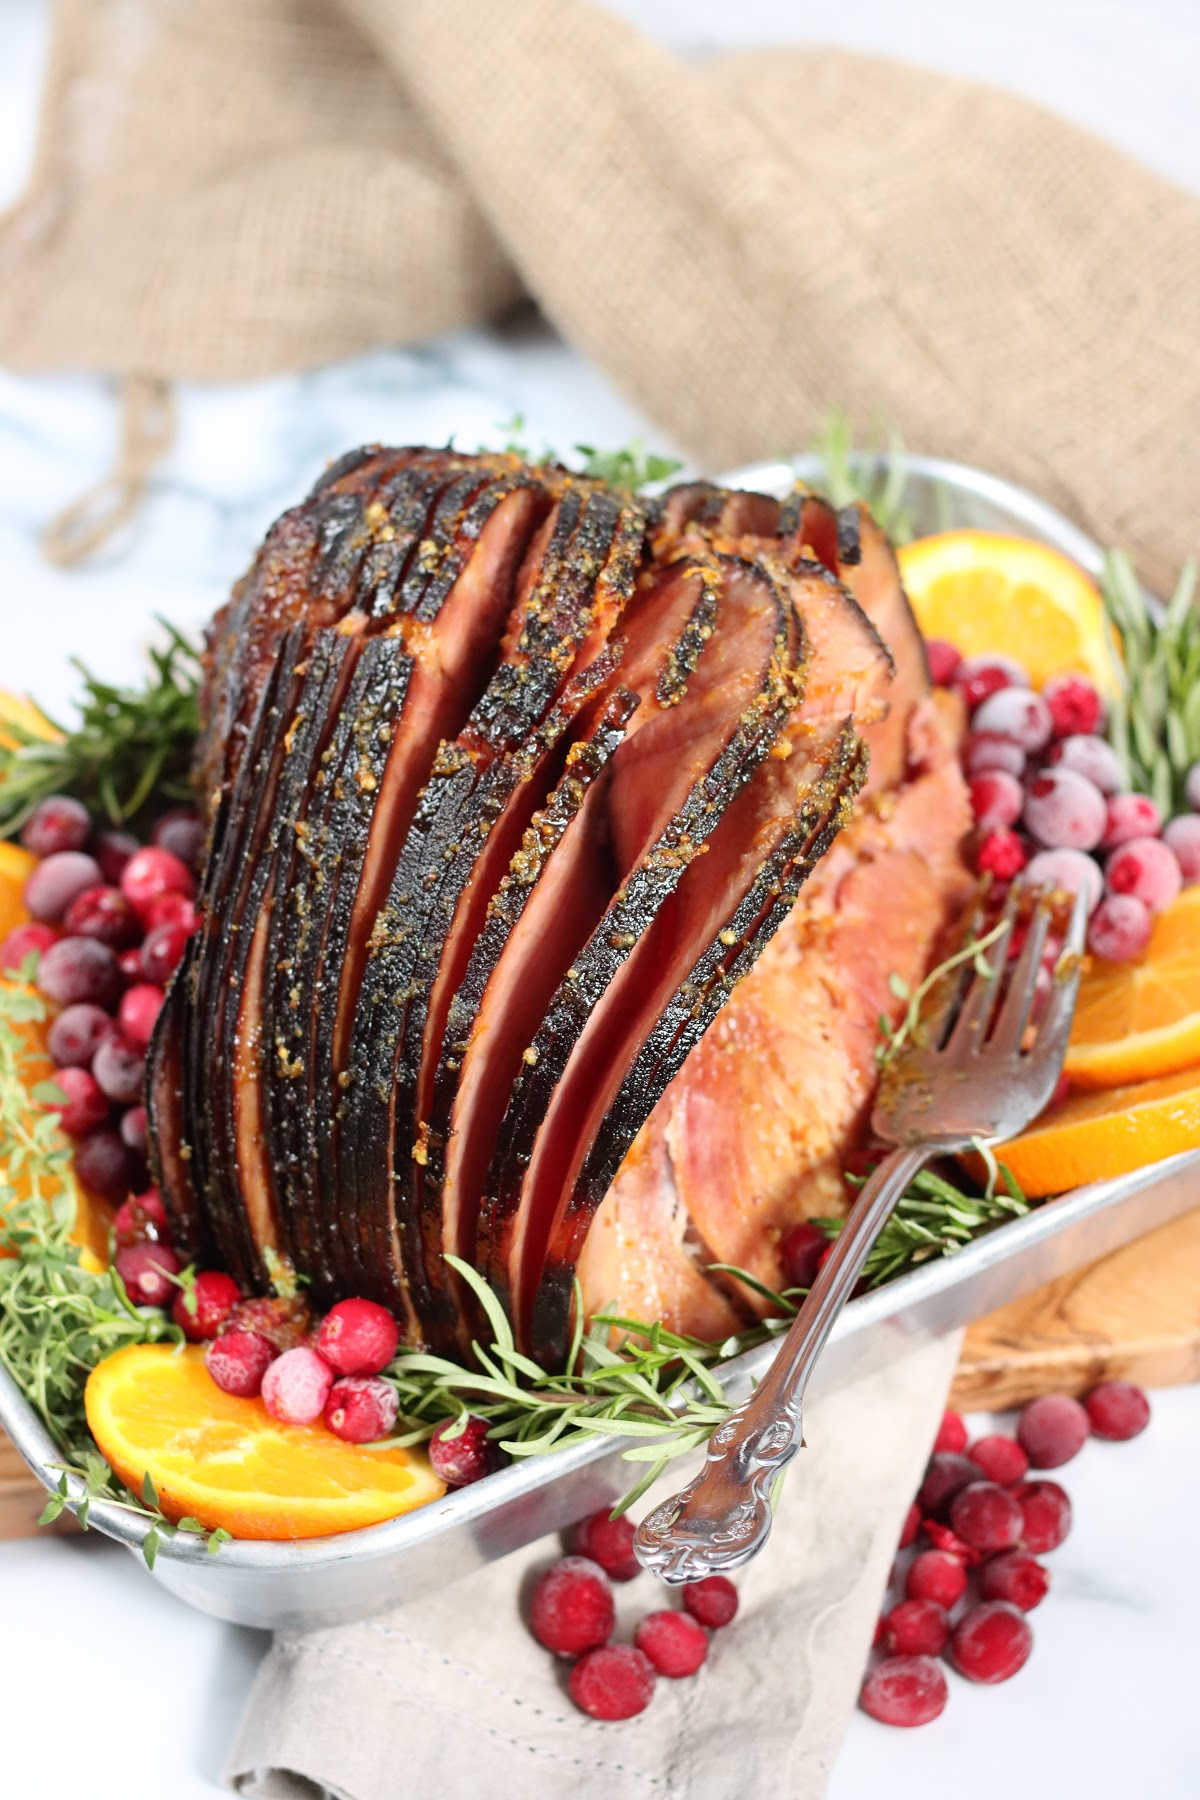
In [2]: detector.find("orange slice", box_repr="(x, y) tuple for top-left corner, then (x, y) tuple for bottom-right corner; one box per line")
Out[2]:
(0, 842), (36, 941)
(897, 531), (1118, 693)
(990, 1067), (1200, 1199)
(85, 1344), (446, 1540)
(1064, 887), (1200, 1090)
(0, 689), (61, 751)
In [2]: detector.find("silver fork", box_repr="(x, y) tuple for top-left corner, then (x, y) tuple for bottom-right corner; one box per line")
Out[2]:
(634, 886), (1087, 1583)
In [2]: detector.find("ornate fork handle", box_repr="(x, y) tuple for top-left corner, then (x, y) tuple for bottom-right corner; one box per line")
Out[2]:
(635, 1144), (930, 1582)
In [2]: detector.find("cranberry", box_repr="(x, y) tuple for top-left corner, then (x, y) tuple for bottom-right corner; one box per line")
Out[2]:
(119, 1104), (149, 1159)
(47, 1002), (113, 1069)
(118, 982), (166, 1049)
(634, 1609), (709, 1677)
(969, 769), (1023, 833)
(113, 1187), (169, 1244)
(933, 1409), (967, 1454)
(973, 687), (1053, 752)
(1106, 836), (1182, 913)
(881, 1598), (949, 1656)
(568, 1644), (655, 1720)
(949, 1600), (1033, 1683)
(949, 1480), (1024, 1551)
(152, 808), (206, 873)
(779, 1218), (827, 1289)
(923, 638), (962, 686)
(976, 828), (1027, 881)
(172, 1270), (242, 1341)
(261, 1345), (335, 1424)
(529, 1556), (615, 1657)
(1087, 892), (1152, 962)
(24, 852), (105, 925)
(206, 1329), (275, 1397)
(21, 795), (91, 857)
(967, 1435), (1028, 1485)
(1084, 1379), (1151, 1440)
(115, 1239), (182, 1308)
(1018, 1393), (1089, 1468)
(1023, 847), (1102, 914)
(682, 1575), (738, 1628)
(571, 1507), (640, 1581)
(140, 921), (190, 984)
(917, 1451), (978, 1518)
(954, 655), (1028, 712)
(143, 890), (198, 934)
(315, 1296), (399, 1375)
(859, 1655), (948, 1728)
(117, 946), (145, 985)
(1015, 1479), (1072, 1553)
(36, 936), (121, 1008)
(922, 1517), (981, 1563)
(1163, 815), (1200, 883)
(905, 1549), (967, 1608)
(428, 1415), (502, 1486)
(94, 829), (140, 885)
(1188, 762), (1200, 811)
(1042, 673), (1104, 737)
(62, 884), (139, 949)
(91, 1034), (145, 1105)
(1048, 734), (1124, 794)
(120, 845), (195, 924)
(44, 1066), (110, 1137)
(324, 1374), (400, 1443)
(979, 1550), (1050, 1612)
(224, 1293), (311, 1351)
(965, 732), (1026, 778)
(1023, 768), (1106, 851)
(898, 1500), (921, 1549)
(1101, 792), (1161, 849)
(0, 921), (59, 973)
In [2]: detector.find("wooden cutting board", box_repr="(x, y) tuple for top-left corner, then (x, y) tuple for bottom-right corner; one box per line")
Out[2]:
(1, 1209), (1197, 1537)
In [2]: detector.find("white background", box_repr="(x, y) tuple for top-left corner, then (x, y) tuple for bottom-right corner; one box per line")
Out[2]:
(0, 2), (1197, 1796)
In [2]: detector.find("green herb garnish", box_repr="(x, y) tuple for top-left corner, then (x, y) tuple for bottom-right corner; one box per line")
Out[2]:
(491, 416), (682, 494)
(807, 413), (917, 543)
(1102, 551), (1200, 815)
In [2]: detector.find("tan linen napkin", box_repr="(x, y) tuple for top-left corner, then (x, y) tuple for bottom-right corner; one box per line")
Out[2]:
(2, 0), (1197, 588)
(227, 1333), (961, 1800)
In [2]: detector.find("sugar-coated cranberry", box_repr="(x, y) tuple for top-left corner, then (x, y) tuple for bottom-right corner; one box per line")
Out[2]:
(428, 1414), (502, 1486)
(924, 638), (962, 686)
(94, 829), (140, 886)
(1087, 892), (1152, 962)
(859, 1655), (948, 1728)
(949, 1600), (1033, 1683)
(530, 1556), (615, 1657)
(967, 1435), (1029, 1485)
(261, 1345), (335, 1424)
(206, 1328), (275, 1397)
(1101, 792), (1161, 849)
(36, 936), (120, 1008)
(47, 1002), (113, 1069)
(1023, 847), (1103, 914)
(965, 732), (1027, 778)
(1106, 836), (1182, 913)
(113, 1187), (168, 1244)
(224, 1293), (311, 1351)
(1018, 1393), (1089, 1467)
(91, 1033), (145, 1105)
(172, 1270), (242, 1341)
(634, 1609), (709, 1677)
(1042, 673), (1104, 737)
(1162, 815), (1200, 884)
(881, 1598), (950, 1657)
(954, 655), (1028, 713)
(324, 1374), (400, 1443)
(683, 1575), (739, 1628)
(898, 1500), (921, 1549)
(62, 884), (139, 949)
(139, 921), (190, 984)
(1187, 762), (1200, 812)
(143, 890), (198, 934)
(976, 828), (1027, 881)
(0, 920), (59, 973)
(779, 1219), (827, 1289)
(571, 1507), (640, 1581)
(118, 982), (166, 1049)
(917, 1451), (979, 1517)
(1015, 1480), (1072, 1553)
(120, 846), (195, 923)
(969, 770), (1023, 833)
(23, 852), (104, 925)
(1048, 734), (1125, 794)
(972, 687), (1053, 751)
(1084, 1379), (1151, 1441)
(44, 1065), (109, 1137)
(933, 1409), (967, 1454)
(152, 808), (206, 873)
(316, 1296), (400, 1375)
(905, 1549), (967, 1608)
(979, 1550), (1050, 1612)
(21, 795), (92, 858)
(115, 1239), (182, 1308)
(949, 1480), (1024, 1551)
(568, 1644), (656, 1720)
(118, 1104), (149, 1159)
(1023, 768), (1106, 851)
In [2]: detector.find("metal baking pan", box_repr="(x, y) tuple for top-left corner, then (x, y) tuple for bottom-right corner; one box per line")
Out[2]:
(2, 453), (1194, 1629)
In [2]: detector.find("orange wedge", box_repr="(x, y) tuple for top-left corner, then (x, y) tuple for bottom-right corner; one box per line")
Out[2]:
(1064, 887), (1200, 1090)
(85, 1344), (446, 1540)
(898, 531), (1118, 693)
(0, 689), (61, 751)
(990, 1067), (1200, 1199)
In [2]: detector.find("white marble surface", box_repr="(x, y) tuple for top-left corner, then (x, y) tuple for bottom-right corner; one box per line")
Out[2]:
(1, 1), (1198, 1795)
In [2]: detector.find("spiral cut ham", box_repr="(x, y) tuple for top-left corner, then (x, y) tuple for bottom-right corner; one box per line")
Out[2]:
(148, 447), (971, 1359)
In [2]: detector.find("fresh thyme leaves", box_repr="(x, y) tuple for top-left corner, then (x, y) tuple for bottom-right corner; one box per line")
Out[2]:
(490, 416), (683, 494)
(38, 1453), (230, 1568)
(818, 1163), (1027, 1289)
(876, 914), (1010, 1067)
(0, 621), (202, 838)
(1101, 550), (1200, 815)
(807, 413), (917, 544)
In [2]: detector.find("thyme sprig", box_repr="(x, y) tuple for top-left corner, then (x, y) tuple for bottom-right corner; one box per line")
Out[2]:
(494, 415), (682, 494)
(1101, 550), (1200, 815)
(38, 1454), (231, 1569)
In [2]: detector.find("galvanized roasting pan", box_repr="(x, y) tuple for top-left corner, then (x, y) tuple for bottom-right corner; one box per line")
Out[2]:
(3, 452), (1195, 1629)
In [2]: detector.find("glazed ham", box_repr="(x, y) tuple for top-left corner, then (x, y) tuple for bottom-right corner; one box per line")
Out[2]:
(148, 448), (971, 1360)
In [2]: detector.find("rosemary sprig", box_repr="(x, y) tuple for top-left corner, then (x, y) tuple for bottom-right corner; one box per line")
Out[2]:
(0, 621), (201, 838)
(807, 413), (917, 544)
(1101, 550), (1200, 815)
